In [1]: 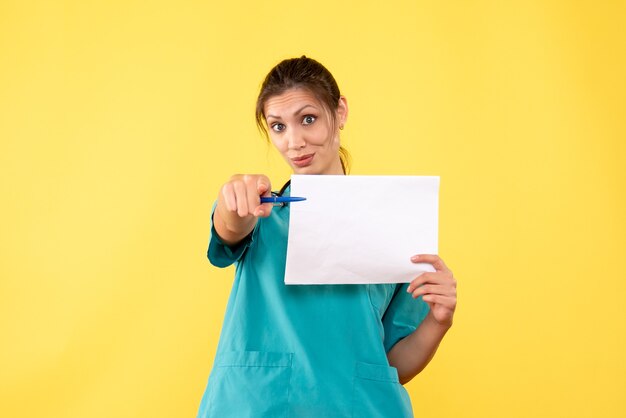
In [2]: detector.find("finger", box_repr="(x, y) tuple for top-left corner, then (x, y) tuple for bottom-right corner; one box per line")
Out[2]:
(243, 175), (260, 217)
(410, 254), (450, 273)
(256, 175), (271, 196)
(221, 183), (237, 212)
(255, 206), (273, 218)
(232, 180), (249, 217)
(253, 192), (274, 217)
(411, 283), (457, 299)
(253, 198), (274, 217)
(422, 294), (457, 309)
(253, 176), (273, 217)
(406, 272), (451, 292)
(406, 273), (430, 293)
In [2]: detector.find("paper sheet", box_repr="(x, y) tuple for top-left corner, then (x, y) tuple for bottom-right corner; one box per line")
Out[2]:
(284, 175), (439, 284)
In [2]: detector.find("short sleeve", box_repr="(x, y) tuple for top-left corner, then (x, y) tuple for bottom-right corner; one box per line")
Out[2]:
(381, 283), (431, 353)
(207, 201), (258, 268)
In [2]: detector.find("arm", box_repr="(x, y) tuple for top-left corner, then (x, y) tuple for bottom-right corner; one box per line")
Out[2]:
(387, 254), (457, 385)
(213, 174), (273, 246)
(387, 311), (451, 384)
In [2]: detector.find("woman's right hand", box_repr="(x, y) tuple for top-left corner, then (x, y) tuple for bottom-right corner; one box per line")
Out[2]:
(214, 174), (273, 247)
(220, 174), (273, 218)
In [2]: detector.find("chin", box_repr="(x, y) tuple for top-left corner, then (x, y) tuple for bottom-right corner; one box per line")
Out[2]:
(291, 164), (319, 175)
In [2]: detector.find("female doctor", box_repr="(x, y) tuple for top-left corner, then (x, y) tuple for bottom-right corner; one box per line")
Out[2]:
(196, 56), (457, 418)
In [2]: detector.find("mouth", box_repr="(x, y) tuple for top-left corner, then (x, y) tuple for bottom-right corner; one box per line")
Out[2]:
(291, 153), (315, 168)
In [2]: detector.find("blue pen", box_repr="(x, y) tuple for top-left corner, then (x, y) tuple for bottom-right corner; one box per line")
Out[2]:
(260, 196), (307, 203)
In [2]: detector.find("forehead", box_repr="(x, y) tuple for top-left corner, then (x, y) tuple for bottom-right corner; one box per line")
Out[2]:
(264, 89), (322, 117)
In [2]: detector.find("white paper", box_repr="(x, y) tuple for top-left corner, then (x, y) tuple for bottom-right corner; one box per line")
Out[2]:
(284, 175), (439, 285)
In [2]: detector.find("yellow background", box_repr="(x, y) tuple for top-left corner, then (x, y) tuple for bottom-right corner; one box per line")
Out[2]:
(1, 1), (625, 417)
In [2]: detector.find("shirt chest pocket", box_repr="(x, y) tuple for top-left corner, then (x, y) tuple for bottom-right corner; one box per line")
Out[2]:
(207, 351), (293, 418)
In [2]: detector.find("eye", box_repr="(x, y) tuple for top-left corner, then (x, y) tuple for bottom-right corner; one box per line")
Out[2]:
(302, 115), (316, 125)
(271, 123), (286, 132)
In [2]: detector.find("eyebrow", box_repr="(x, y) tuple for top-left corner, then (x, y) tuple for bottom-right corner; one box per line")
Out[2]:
(266, 104), (317, 120)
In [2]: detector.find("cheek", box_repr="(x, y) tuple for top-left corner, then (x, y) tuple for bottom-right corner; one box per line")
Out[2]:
(272, 138), (293, 161)
(269, 135), (285, 152)
(308, 124), (334, 146)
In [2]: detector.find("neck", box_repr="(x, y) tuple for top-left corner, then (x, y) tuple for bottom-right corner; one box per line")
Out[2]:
(325, 155), (345, 175)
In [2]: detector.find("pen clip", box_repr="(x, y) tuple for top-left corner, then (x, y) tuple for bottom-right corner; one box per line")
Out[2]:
(269, 192), (286, 207)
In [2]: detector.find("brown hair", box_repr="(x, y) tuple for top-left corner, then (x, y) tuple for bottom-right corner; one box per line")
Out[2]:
(255, 56), (351, 173)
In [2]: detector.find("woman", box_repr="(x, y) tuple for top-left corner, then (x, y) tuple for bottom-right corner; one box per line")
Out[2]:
(197, 56), (457, 418)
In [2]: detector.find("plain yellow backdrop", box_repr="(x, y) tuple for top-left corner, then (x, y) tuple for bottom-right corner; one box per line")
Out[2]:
(1, 1), (625, 417)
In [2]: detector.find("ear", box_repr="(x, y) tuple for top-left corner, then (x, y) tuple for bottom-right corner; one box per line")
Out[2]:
(337, 95), (348, 128)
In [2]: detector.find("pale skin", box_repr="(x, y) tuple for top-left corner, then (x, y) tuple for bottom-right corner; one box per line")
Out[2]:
(213, 88), (457, 385)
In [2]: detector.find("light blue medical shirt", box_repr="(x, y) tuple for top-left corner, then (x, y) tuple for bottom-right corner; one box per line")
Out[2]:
(197, 185), (430, 418)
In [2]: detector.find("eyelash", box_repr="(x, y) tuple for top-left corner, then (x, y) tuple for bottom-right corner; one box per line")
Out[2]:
(271, 123), (286, 132)
(271, 115), (317, 132)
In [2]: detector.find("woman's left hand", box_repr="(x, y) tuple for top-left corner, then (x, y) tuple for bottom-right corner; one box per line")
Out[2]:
(406, 254), (457, 327)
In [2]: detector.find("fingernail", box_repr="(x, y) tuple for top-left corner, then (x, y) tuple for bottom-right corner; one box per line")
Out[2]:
(411, 255), (419, 261)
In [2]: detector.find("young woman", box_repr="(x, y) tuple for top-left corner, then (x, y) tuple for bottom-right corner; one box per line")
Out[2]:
(197, 56), (457, 418)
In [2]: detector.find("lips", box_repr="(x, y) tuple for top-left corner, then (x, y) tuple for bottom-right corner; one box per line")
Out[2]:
(291, 153), (315, 167)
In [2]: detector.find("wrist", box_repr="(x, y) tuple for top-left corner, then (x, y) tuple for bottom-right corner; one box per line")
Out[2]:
(425, 311), (453, 330)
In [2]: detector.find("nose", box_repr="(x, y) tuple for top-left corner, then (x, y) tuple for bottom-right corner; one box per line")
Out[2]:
(286, 127), (306, 150)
